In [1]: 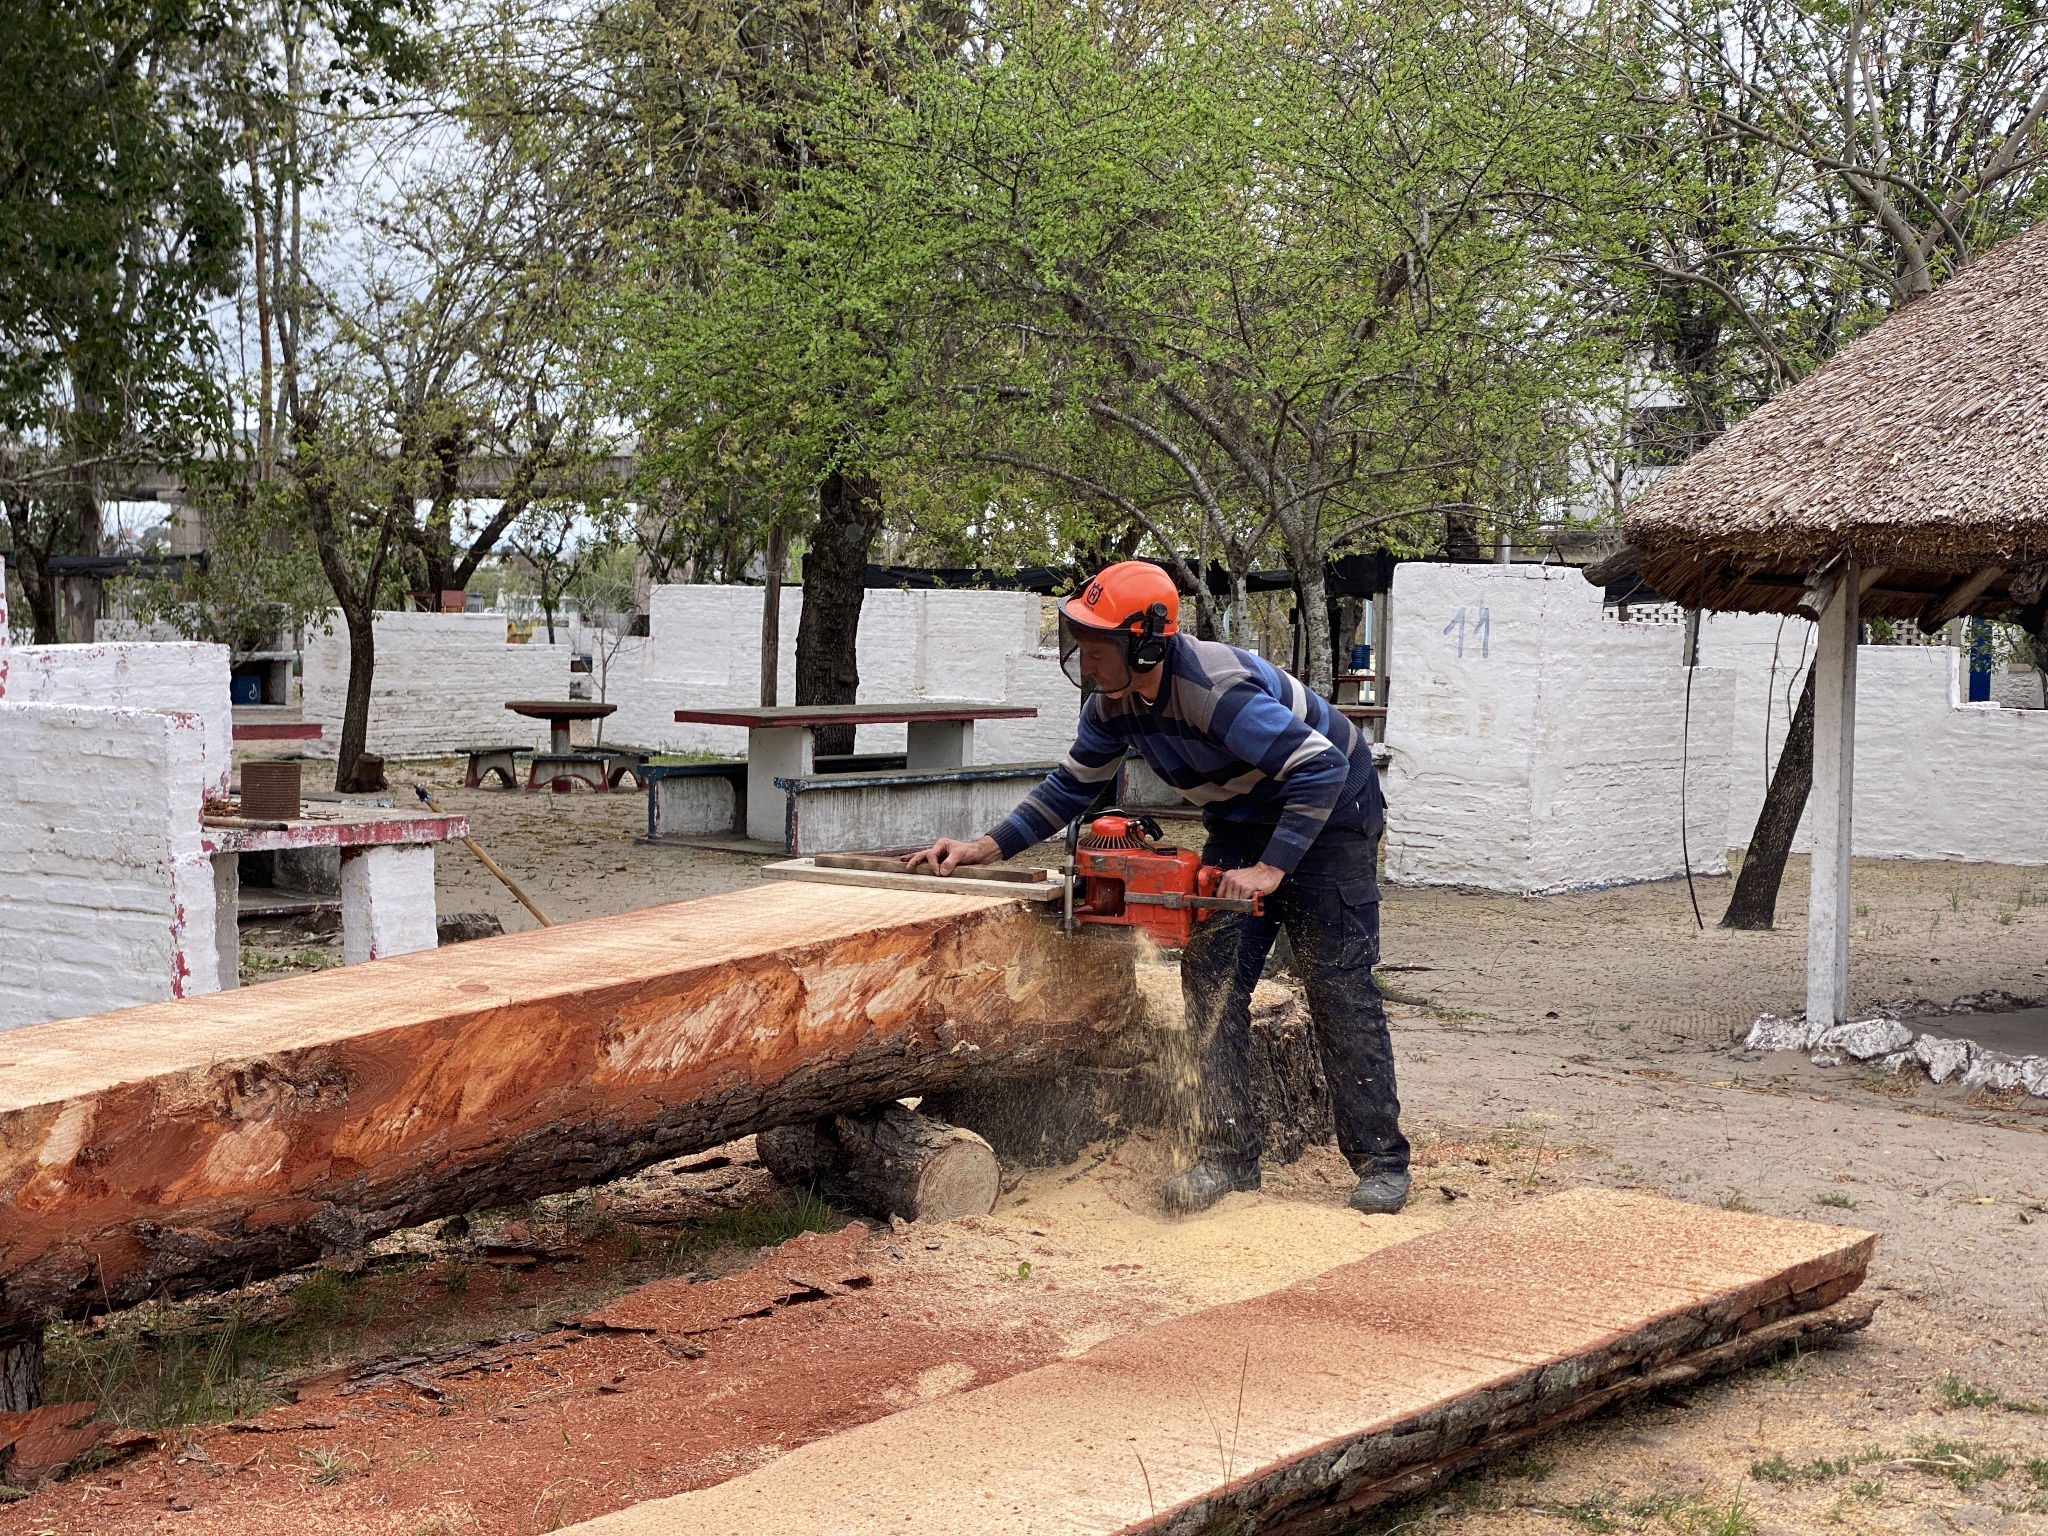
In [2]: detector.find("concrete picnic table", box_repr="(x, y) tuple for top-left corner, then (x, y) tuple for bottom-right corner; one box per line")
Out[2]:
(671, 702), (1037, 843)
(201, 802), (470, 972)
(506, 698), (616, 755)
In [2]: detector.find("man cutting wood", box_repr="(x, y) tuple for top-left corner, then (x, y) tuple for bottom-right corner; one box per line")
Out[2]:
(906, 561), (1409, 1216)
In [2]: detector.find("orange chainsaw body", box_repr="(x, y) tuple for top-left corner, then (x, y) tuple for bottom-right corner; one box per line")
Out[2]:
(1071, 813), (1259, 947)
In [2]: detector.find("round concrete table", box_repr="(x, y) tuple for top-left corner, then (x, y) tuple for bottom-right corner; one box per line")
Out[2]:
(505, 699), (616, 756)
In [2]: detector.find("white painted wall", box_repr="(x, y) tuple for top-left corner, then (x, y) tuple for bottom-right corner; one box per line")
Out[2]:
(1701, 613), (2048, 863)
(599, 586), (1079, 761)
(1382, 563), (1735, 894)
(0, 640), (234, 799)
(0, 701), (221, 1029)
(301, 612), (573, 758)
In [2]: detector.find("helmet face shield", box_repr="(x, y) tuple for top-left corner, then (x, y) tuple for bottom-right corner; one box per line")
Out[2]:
(1058, 609), (1132, 695)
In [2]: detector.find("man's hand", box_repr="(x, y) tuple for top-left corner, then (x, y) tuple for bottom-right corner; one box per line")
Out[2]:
(1217, 861), (1285, 902)
(904, 834), (1001, 876)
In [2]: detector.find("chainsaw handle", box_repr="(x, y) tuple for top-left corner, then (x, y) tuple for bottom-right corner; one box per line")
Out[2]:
(1196, 864), (1264, 917)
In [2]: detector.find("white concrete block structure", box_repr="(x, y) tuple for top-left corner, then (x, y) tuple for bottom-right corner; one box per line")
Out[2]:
(300, 612), (573, 757)
(0, 701), (222, 1029)
(1701, 612), (2048, 864)
(600, 585), (1079, 761)
(339, 845), (439, 964)
(1381, 563), (1735, 894)
(0, 640), (234, 799)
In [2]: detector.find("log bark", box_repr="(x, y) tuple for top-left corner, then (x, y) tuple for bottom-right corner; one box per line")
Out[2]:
(758, 1105), (999, 1222)
(1722, 667), (1816, 930)
(0, 1332), (42, 1413)
(0, 885), (1135, 1337)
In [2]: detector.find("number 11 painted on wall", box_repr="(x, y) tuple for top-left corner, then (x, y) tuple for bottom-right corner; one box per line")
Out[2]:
(1443, 607), (1491, 658)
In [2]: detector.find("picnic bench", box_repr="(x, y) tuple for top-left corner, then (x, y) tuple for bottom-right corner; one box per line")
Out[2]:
(670, 703), (1039, 847)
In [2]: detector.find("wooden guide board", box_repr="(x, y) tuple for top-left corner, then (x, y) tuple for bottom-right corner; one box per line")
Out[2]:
(0, 885), (1136, 1336)
(564, 1189), (1875, 1536)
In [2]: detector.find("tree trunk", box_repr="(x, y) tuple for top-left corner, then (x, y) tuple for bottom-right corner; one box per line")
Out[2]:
(1445, 511), (1484, 562)
(0, 1330), (42, 1412)
(1248, 995), (1335, 1164)
(1722, 668), (1816, 930)
(760, 523), (786, 708)
(15, 542), (59, 645)
(1294, 561), (1335, 695)
(797, 469), (884, 756)
(335, 605), (378, 792)
(758, 1104), (999, 1223)
(0, 885), (1136, 1336)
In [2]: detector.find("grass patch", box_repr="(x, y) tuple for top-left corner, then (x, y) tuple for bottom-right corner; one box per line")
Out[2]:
(45, 1265), (394, 1430)
(665, 1188), (839, 1270)
(1545, 1492), (1621, 1532)
(1940, 1375), (2047, 1413)
(1750, 1455), (1852, 1485)
(1942, 1376), (2001, 1409)
(1900, 1438), (2011, 1490)
(1812, 1192), (1858, 1210)
(1718, 1195), (1759, 1213)
(2027, 1457), (2048, 1489)
(1653, 1495), (1754, 1536)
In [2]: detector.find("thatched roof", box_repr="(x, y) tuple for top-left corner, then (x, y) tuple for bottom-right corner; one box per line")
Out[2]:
(1616, 219), (2048, 626)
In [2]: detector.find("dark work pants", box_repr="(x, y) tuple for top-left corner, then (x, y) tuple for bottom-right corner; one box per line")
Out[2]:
(1180, 821), (1410, 1176)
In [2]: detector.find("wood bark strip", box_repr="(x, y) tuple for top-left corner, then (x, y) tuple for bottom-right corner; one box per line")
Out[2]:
(0, 886), (1135, 1336)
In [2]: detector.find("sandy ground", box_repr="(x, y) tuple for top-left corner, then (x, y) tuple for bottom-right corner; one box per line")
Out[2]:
(65, 766), (2048, 1532)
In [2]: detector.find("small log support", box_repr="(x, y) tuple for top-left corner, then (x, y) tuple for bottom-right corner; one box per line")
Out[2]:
(758, 1105), (1000, 1223)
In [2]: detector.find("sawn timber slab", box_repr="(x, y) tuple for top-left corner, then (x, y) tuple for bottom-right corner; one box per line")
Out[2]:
(564, 1189), (1876, 1536)
(0, 885), (1135, 1333)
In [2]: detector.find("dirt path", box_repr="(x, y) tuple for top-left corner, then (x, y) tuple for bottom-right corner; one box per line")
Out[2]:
(75, 769), (2048, 1531)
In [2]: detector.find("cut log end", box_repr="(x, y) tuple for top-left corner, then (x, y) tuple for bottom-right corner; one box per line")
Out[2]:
(910, 1134), (1004, 1223)
(759, 1105), (999, 1223)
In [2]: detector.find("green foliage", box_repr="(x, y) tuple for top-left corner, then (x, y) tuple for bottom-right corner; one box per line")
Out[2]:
(664, 1189), (839, 1268)
(1942, 1376), (2003, 1409)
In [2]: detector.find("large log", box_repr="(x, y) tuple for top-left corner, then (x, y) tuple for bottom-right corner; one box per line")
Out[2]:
(562, 1190), (1876, 1536)
(0, 886), (1135, 1338)
(758, 1105), (1000, 1222)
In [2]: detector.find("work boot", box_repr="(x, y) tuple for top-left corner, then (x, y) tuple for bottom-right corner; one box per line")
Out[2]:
(1161, 1158), (1261, 1215)
(1348, 1169), (1411, 1216)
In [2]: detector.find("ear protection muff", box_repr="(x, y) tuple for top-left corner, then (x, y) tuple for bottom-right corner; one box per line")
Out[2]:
(1127, 602), (1171, 671)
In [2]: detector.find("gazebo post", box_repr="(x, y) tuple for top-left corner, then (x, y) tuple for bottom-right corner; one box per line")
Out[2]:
(1805, 564), (1860, 1024)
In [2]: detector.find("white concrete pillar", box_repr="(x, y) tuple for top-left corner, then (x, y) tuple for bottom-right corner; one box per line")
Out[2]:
(1805, 566), (1859, 1024)
(340, 845), (439, 964)
(905, 719), (972, 770)
(211, 853), (240, 991)
(747, 726), (813, 844)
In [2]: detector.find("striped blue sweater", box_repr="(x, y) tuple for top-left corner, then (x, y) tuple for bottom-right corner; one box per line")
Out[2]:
(988, 635), (1379, 873)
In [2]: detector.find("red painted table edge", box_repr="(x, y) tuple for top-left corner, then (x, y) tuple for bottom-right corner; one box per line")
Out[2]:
(232, 722), (324, 741)
(201, 811), (469, 855)
(504, 701), (618, 718)
(671, 705), (1038, 728)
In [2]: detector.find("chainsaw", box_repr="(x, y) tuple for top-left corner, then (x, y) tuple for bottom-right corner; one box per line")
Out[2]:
(763, 809), (1263, 947)
(1058, 808), (1263, 946)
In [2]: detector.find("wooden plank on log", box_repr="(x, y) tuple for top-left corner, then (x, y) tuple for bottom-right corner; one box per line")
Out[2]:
(0, 885), (1135, 1335)
(763, 857), (1063, 902)
(558, 1189), (1875, 1536)
(810, 853), (1050, 884)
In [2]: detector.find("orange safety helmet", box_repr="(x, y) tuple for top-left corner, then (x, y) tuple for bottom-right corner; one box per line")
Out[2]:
(1057, 561), (1181, 691)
